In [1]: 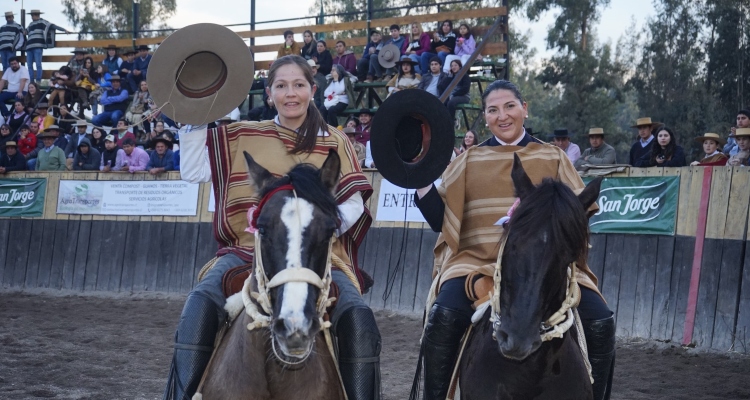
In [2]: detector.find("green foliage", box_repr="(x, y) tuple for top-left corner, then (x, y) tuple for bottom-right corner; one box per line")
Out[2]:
(62, 0), (176, 41)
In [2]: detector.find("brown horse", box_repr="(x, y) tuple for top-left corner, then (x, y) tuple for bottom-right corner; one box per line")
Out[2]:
(197, 150), (346, 400)
(458, 155), (602, 400)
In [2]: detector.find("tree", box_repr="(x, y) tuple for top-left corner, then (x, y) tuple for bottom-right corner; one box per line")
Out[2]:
(62, 0), (176, 41)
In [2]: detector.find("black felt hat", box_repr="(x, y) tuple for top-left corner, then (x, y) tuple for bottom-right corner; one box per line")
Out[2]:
(370, 89), (454, 189)
(551, 128), (570, 138)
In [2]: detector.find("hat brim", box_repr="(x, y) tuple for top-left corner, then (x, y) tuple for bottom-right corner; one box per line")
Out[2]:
(370, 89), (454, 189)
(631, 121), (660, 128)
(378, 44), (400, 69)
(148, 23), (254, 125)
(695, 136), (726, 146)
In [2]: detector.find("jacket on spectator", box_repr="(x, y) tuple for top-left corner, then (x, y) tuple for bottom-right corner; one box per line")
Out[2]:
(67, 58), (85, 77)
(17, 133), (37, 155)
(301, 41), (316, 60)
(361, 40), (383, 61)
(408, 33), (431, 56)
(147, 148), (175, 171)
(54, 135), (68, 152)
(454, 35), (476, 57)
(386, 35), (408, 55)
(417, 71), (451, 96)
(634, 145), (686, 167)
(629, 138), (653, 166)
(333, 51), (357, 75)
(103, 56), (122, 76)
(133, 54), (152, 78)
(100, 145), (120, 170)
(8, 111), (29, 134)
(35, 145), (66, 171)
(314, 49), (333, 76)
(323, 77), (355, 109)
(277, 41), (301, 59)
(73, 138), (101, 171)
(25, 18), (66, 50)
(112, 131), (136, 148)
(120, 59), (134, 76)
(386, 73), (422, 96)
(0, 20), (24, 52)
(174, 150), (180, 171)
(431, 32), (456, 53)
(100, 87), (130, 113)
(0, 150), (26, 172)
(90, 136), (106, 154)
(0, 133), (12, 153)
(114, 146), (149, 173)
(64, 132), (88, 158)
(446, 72), (470, 97)
(574, 143), (617, 170)
(313, 71), (327, 110)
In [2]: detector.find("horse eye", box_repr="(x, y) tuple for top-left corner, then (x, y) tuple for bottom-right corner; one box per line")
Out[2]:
(258, 227), (267, 236)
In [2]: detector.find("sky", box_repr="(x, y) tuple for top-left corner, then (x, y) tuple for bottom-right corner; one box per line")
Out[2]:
(10, 0), (656, 63)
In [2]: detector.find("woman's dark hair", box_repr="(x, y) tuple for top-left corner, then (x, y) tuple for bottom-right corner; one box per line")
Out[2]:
(317, 40), (327, 48)
(83, 56), (94, 69)
(450, 59), (463, 70)
(650, 126), (677, 164)
(346, 116), (361, 127)
(398, 60), (415, 78)
(481, 80), (524, 109)
(458, 23), (472, 39)
(91, 127), (104, 138)
(461, 130), (478, 150)
(303, 30), (313, 40)
(0, 124), (10, 133)
(59, 66), (73, 76)
(267, 55), (329, 154)
(441, 20), (453, 33)
(331, 64), (346, 81)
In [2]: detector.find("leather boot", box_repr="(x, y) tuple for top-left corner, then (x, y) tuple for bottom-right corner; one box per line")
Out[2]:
(423, 304), (472, 400)
(336, 306), (382, 400)
(582, 315), (616, 400)
(163, 292), (222, 400)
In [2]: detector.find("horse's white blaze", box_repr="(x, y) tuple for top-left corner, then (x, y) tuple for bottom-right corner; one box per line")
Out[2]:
(278, 197), (315, 332)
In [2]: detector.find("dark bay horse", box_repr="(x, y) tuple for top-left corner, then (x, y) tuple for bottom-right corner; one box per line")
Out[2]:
(197, 150), (346, 400)
(458, 155), (602, 400)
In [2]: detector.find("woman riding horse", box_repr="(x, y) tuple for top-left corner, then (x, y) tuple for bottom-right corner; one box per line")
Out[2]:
(414, 80), (616, 400)
(165, 55), (381, 400)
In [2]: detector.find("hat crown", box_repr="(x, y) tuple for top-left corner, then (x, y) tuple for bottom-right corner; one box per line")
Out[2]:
(736, 128), (750, 136)
(588, 127), (605, 135)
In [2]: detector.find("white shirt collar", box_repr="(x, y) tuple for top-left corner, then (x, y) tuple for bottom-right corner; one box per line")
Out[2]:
(495, 129), (527, 146)
(640, 135), (654, 147)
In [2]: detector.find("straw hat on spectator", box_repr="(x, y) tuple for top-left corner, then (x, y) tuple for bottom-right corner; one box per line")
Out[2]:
(588, 127), (606, 136)
(307, 59), (319, 68)
(4, 141), (17, 148)
(75, 120), (88, 128)
(694, 133), (726, 146)
(730, 128), (750, 138)
(148, 23), (253, 125)
(378, 44), (400, 69)
(4, 12), (15, 18)
(631, 117), (660, 128)
(29, 10), (44, 15)
(38, 125), (62, 138)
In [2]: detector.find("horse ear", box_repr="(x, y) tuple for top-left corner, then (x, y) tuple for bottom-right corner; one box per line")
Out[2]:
(578, 177), (603, 211)
(511, 153), (534, 199)
(243, 151), (275, 192)
(319, 149), (341, 194)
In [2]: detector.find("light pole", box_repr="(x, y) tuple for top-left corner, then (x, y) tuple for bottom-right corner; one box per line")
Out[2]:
(133, 0), (141, 48)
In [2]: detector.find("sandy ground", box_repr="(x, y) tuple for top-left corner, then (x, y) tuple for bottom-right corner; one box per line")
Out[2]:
(1, 291), (749, 400)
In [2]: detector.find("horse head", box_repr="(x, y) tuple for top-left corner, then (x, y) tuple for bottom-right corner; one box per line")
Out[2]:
(493, 154), (601, 360)
(243, 149), (341, 362)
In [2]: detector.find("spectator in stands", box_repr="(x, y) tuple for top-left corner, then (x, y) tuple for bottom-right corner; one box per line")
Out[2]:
(127, 80), (152, 141)
(454, 130), (478, 156)
(312, 40), (333, 76)
(67, 48), (88, 77)
(551, 128), (581, 163)
(345, 116), (360, 130)
(16, 124), (35, 156)
(574, 128), (617, 170)
(55, 104), (74, 135)
(728, 128), (750, 166)
(23, 82), (43, 115)
(356, 109), (373, 145)
(24, 10), (70, 84)
(0, 140), (25, 172)
(0, 123), (10, 152)
(635, 126), (686, 167)
(322, 64), (355, 126)
(7, 100), (29, 134)
(277, 30), (301, 59)
(444, 24), (475, 73)
(65, 119), (89, 159)
(49, 65), (76, 113)
(33, 103), (54, 131)
(357, 30), (383, 81)
(72, 137), (100, 171)
(247, 89), (277, 122)
(92, 75), (129, 128)
(49, 124), (68, 151)
(300, 30), (316, 60)
(690, 133), (728, 166)
(111, 118), (136, 147)
(343, 127), (366, 166)
(74, 57), (97, 112)
(119, 49), (136, 91)
(380, 25), (408, 82)
(127, 45), (151, 95)
(0, 12), (24, 71)
(443, 59), (471, 127)
(89, 64), (112, 116)
(723, 109), (750, 156)
(406, 23), (431, 75)
(35, 125), (66, 171)
(419, 20), (456, 75)
(147, 135), (175, 175)
(333, 40), (357, 76)
(307, 59), (326, 111)
(144, 120), (169, 151)
(99, 134), (119, 172)
(89, 126), (106, 154)
(417, 56), (450, 98)
(386, 56), (421, 98)
(114, 137), (148, 173)
(0, 57), (29, 118)
(103, 45), (123, 76)
(629, 117), (658, 165)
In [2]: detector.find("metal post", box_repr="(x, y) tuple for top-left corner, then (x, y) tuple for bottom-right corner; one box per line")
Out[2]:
(20, 8), (26, 65)
(133, 0), (140, 47)
(502, 0), (510, 80)
(250, 0), (256, 46)
(318, 0), (324, 40)
(367, 0), (373, 36)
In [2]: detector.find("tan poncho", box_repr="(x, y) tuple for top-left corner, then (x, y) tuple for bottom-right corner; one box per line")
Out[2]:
(433, 141), (601, 295)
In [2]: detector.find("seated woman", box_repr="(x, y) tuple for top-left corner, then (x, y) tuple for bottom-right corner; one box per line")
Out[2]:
(126, 80), (153, 141)
(443, 59), (471, 126)
(454, 129), (478, 156)
(89, 64), (112, 117)
(386, 56), (422, 98)
(300, 29), (316, 60)
(7, 101), (29, 134)
(634, 126), (686, 167)
(690, 133), (727, 166)
(50, 66), (76, 113)
(419, 19), (456, 75)
(22, 82), (44, 116)
(322, 64), (355, 127)
(75, 57), (97, 115)
(443, 24), (476, 73)
(406, 23), (431, 75)
(313, 40), (333, 76)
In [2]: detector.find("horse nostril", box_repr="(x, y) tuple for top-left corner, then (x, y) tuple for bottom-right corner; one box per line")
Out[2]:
(495, 329), (509, 344)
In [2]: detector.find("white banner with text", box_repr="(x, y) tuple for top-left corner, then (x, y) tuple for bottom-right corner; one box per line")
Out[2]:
(375, 179), (440, 222)
(57, 180), (200, 216)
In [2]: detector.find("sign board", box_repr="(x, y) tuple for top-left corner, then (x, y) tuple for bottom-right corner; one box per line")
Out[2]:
(0, 178), (46, 217)
(375, 179), (440, 223)
(57, 180), (200, 216)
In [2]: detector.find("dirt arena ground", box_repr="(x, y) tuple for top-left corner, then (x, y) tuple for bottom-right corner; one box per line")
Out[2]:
(1, 291), (749, 400)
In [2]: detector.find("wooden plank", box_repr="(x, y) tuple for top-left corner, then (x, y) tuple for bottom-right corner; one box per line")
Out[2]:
(669, 236), (695, 343)
(725, 167), (750, 240)
(156, 222), (177, 292)
(0, 219), (12, 286)
(384, 227), (408, 311)
(49, 219), (70, 289)
(414, 229), (439, 315)
(143, 222), (164, 291)
(9, 219), (33, 288)
(360, 227), (381, 306)
(650, 236), (675, 340)
(675, 167), (693, 237)
(106, 220), (129, 291)
(600, 235), (624, 328)
(615, 235), (641, 337)
(177, 223), (200, 293)
(368, 173), (385, 228)
(119, 221), (141, 293)
(692, 238), (723, 347)
(632, 235), (658, 339)
(735, 241), (750, 354)
(24, 219), (46, 289)
(370, 228), (397, 309)
(72, 219), (91, 291)
(678, 167), (704, 237)
(60, 219), (81, 290)
(132, 221), (153, 292)
(705, 167), (732, 240)
(587, 234), (607, 289)
(168, 222), (188, 293)
(711, 240), (745, 351)
(37, 219), (58, 288)
(397, 228), (424, 313)
(84, 220), (104, 291)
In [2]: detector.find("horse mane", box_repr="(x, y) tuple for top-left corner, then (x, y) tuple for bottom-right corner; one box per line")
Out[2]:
(261, 163), (340, 221)
(508, 178), (590, 262)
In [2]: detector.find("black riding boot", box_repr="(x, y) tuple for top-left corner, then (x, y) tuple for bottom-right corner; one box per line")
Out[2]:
(336, 306), (382, 400)
(423, 304), (472, 400)
(582, 315), (616, 400)
(163, 292), (223, 400)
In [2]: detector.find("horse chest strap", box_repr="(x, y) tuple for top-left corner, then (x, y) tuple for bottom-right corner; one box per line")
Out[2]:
(267, 267), (326, 289)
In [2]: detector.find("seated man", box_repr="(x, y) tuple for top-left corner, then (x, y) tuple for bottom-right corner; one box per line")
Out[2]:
(72, 137), (101, 171)
(92, 75), (129, 128)
(0, 57), (30, 118)
(114, 137), (149, 173)
(127, 45), (151, 94)
(119, 49), (136, 91)
(375, 25), (407, 82)
(0, 141), (27, 173)
(417, 57), (450, 98)
(111, 118), (136, 147)
(356, 30), (383, 81)
(35, 126), (66, 171)
(356, 109), (374, 146)
(333, 40), (357, 76)
(551, 129), (581, 163)
(65, 119), (90, 162)
(574, 128), (617, 170)
(146, 135), (175, 175)
(99, 134), (120, 172)
(276, 30), (301, 58)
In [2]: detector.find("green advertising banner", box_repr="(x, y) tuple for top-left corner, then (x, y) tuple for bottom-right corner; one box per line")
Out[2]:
(0, 178), (47, 217)
(584, 176), (680, 235)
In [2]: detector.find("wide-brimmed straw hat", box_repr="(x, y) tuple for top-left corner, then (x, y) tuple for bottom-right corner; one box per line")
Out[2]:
(378, 44), (401, 69)
(75, 120), (88, 127)
(38, 125), (61, 138)
(731, 128), (750, 138)
(4, 12), (14, 18)
(107, 74), (122, 81)
(4, 141), (17, 148)
(29, 10), (44, 15)
(694, 133), (726, 146)
(631, 117), (659, 128)
(588, 127), (606, 136)
(148, 23), (254, 125)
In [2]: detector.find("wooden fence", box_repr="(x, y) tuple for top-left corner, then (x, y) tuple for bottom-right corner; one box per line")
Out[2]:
(1, 166), (750, 352)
